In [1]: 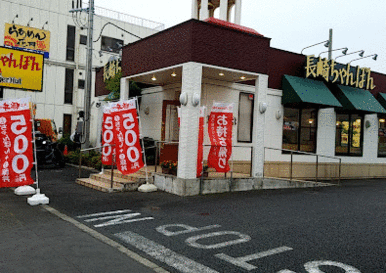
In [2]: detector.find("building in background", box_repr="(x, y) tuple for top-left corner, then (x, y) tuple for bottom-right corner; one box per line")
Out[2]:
(0, 0), (163, 145)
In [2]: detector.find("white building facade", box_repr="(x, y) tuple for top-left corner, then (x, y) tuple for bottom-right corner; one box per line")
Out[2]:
(0, 0), (163, 144)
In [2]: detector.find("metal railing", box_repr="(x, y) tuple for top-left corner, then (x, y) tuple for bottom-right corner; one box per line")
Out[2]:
(264, 147), (342, 185)
(78, 144), (116, 189)
(154, 141), (254, 179)
(82, 1), (165, 30)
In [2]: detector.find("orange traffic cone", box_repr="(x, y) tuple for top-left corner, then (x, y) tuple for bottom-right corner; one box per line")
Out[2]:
(63, 145), (68, 156)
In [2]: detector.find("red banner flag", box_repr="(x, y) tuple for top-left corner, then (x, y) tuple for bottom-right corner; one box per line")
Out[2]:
(196, 107), (205, 177)
(101, 106), (114, 165)
(110, 99), (144, 174)
(0, 98), (34, 188)
(207, 102), (233, 173)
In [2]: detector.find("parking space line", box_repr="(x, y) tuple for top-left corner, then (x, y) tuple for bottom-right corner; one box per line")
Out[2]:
(115, 230), (220, 273)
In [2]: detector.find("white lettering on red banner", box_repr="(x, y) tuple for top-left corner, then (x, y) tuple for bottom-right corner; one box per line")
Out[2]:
(101, 106), (114, 165)
(0, 98), (34, 188)
(207, 102), (233, 173)
(110, 100), (144, 174)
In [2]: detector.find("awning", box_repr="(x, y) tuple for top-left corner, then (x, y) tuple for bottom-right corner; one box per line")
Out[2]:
(376, 93), (386, 112)
(282, 75), (342, 107)
(334, 85), (386, 114)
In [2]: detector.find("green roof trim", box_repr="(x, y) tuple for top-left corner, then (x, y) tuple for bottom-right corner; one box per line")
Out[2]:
(335, 85), (386, 114)
(282, 75), (342, 107)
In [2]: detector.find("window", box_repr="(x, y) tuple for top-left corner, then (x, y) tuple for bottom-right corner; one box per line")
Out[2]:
(282, 108), (317, 153)
(378, 118), (386, 157)
(101, 36), (123, 54)
(78, 79), (85, 89)
(237, 93), (254, 142)
(66, 25), (76, 61)
(0, 87), (3, 100)
(63, 114), (72, 137)
(64, 69), (74, 104)
(335, 113), (363, 156)
(80, 35), (87, 45)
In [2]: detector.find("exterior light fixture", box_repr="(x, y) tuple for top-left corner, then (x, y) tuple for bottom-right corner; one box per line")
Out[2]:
(379, 119), (385, 123)
(335, 50), (364, 60)
(12, 14), (18, 24)
(318, 47), (348, 57)
(301, 40), (329, 54)
(171, 71), (177, 77)
(179, 93), (188, 106)
(240, 76), (246, 80)
(219, 72), (224, 76)
(27, 18), (33, 27)
(349, 54), (378, 64)
(151, 75), (157, 81)
(192, 93), (200, 107)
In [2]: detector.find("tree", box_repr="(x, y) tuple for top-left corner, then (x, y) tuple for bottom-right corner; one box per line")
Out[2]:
(104, 71), (141, 101)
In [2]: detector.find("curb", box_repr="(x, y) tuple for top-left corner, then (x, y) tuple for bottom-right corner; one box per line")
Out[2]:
(42, 205), (169, 273)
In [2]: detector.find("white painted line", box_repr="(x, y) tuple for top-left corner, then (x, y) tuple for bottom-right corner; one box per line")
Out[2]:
(94, 217), (154, 228)
(84, 213), (141, 222)
(42, 205), (169, 273)
(185, 231), (251, 249)
(115, 230), (220, 273)
(215, 246), (293, 270)
(304, 260), (361, 272)
(77, 209), (133, 218)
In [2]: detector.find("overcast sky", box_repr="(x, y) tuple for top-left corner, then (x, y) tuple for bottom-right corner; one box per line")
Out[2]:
(96, 0), (386, 74)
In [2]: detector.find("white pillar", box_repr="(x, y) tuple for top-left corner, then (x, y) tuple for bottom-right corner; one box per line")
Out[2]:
(316, 108), (336, 158)
(363, 114), (378, 161)
(199, 0), (209, 20)
(177, 62), (203, 179)
(219, 0), (228, 21)
(252, 75), (268, 178)
(120, 77), (129, 100)
(234, 0), (242, 24)
(191, 0), (198, 19)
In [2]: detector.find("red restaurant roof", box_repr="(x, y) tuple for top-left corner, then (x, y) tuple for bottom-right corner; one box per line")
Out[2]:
(204, 17), (263, 37)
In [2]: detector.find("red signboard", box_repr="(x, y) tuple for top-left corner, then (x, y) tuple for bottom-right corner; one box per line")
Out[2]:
(110, 100), (144, 174)
(0, 98), (34, 188)
(101, 106), (114, 165)
(196, 107), (205, 177)
(207, 102), (233, 173)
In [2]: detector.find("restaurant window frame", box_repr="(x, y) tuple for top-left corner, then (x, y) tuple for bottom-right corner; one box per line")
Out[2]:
(237, 92), (254, 143)
(378, 117), (386, 157)
(282, 107), (318, 153)
(335, 112), (364, 156)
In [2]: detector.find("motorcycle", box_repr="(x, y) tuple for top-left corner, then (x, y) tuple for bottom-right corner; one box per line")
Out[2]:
(34, 132), (66, 168)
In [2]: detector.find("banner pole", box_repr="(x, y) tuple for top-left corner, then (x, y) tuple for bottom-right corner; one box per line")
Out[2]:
(136, 97), (157, 192)
(31, 110), (39, 190)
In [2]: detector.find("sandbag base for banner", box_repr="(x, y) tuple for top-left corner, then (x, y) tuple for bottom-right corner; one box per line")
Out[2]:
(138, 183), (157, 193)
(27, 189), (49, 206)
(14, 185), (36, 196)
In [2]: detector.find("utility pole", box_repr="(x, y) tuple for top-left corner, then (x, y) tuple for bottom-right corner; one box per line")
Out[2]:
(83, 0), (94, 148)
(328, 28), (333, 60)
(69, 0), (94, 148)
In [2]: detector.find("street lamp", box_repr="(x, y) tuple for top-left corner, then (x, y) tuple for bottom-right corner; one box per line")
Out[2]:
(335, 50), (364, 60)
(301, 40), (330, 54)
(349, 54), (378, 64)
(319, 47), (348, 57)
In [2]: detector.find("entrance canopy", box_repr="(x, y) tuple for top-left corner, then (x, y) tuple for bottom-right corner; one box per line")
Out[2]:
(126, 63), (259, 87)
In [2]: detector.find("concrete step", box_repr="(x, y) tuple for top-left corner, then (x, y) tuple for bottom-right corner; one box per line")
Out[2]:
(76, 176), (146, 192)
(103, 169), (153, 183)
(76, 178), (123, 193)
